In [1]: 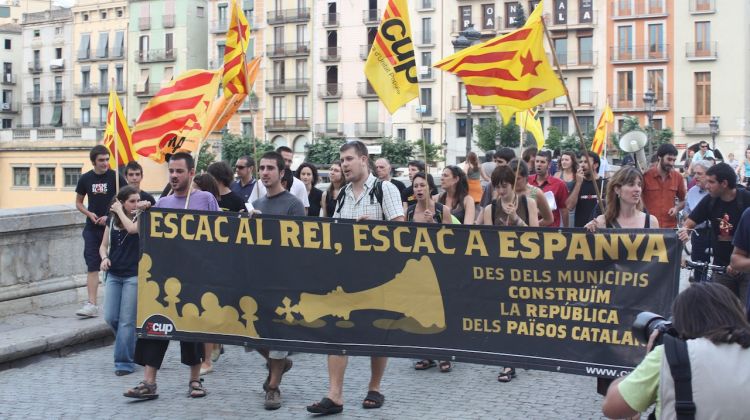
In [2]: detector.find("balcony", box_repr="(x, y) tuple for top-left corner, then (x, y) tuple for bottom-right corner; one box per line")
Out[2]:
(266, 42), (310, 58)
(549, 51), (598, 69)
(544, 92), (598, 110)
(315, 123), (345, 137)
(26, 92), (43, 104)
(210, 20), (229, 33)
(28, 61), (43, 74)
(363, 9), (380, 25)
(48, 91), (66, 102)
(610, 44), (669, 63)
(608, 92), (671, 112)
(359, 44), (373, 60)
(139, 16), (151, 30)
(136, 49), (176, 63)
(75, 84), (108, 96)
(610, 0), (668, 19)
(690, 0), (715, 13)
(50, 59), (64, 72)
(265, 78), (310, 94)
(322, 13), (339, 27)
(133, 83), (161, 97)
(1, 74), (16, 85)
(418, 66), (434, 82)
(450, 96), (496, 113)
(682, 116), (718, 135)
(686, 42), (717, 60)
(318, 83), (342, 99)
(357, 82), (377, 98)
(0, 102), (19, 113)
(265, 117), (310, 132)
(163, 14), (175, 28)
(320, 47), (341, 62)
(267, 8), (310, 24)
(354, 122), (384, 138)
(544, 10), (598, 28)
(239, 95), (259, 111)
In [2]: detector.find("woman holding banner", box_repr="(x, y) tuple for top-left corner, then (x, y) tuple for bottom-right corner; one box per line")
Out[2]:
(583, 166), (659, 232)
(438, 166), (475, 225)
(322, 163), (345, 217)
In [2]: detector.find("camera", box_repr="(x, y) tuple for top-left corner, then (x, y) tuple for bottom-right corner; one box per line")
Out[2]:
(632, 311), (678, 347)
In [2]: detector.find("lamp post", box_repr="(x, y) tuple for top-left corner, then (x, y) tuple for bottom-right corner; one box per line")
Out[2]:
(452, 24), (481, 160)
(709, 116), (719, 150)
(643, 89), (656, 158)
(495, 131), (502, 151)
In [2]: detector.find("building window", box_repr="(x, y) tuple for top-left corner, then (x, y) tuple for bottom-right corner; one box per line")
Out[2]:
(459, 6), (471, 31)
(33, 29), (40, 37)
(83, 13), (89, 21)
(648, 23), (663, 57)
(64, 168), (81, 187)
(422, 128), (432, 144)
(617, 25), (633, 59)
(32, 106), (40, 127)
(81, 107), (90, 125)
(458, 82), (467, 108)
(422, 18), (431, 44)
(2, 118), (10, 128)
(55, 47), (62, 59)
(616, 71), (633, 104)
(218, 3), (228, 24)
(3, 39), (9, 49)
(578, 36), (592, 64)
(100, 11), (107, 19)
(457, 118), (467, 137)
(55, 27), (62, 36)
(647, 69), (664, 102)
(273, 96), (284, 119)
(295, 95), (307, 119)
(577, 116), (595, 134)
(421, 52), (432, 79)
(116, 9), (123, 18)
(196, 6), (205, 17)
(482, 4), (495, 30)
(242, 121), (253, 137)
(578, 77), (593, 104)
(551, 116), (569, 134)
(397, 128), (406, 140)
(38, 167), (55, 187)
(695, 72), (711, 122)
(13, 167), (29, 186)
(420, 87), (432, 116)
(553, 37), (567, 64)
(695, 21), (710, 56)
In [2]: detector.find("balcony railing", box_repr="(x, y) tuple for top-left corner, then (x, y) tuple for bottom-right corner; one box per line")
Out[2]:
(139, 16), (151, 30)
(549, 51), (598, 68)
(418, 66), (434, 81)
(1, 74), (16, 85)
(267, 8), (310, 24)
(210, 20), (229, 33)
(75, 84), (109, 96)
(544, 92), (599, 109)
(322, 13), (339, 27)
(0, 102), (19, 113)
(682, 116), (718, 135)
(610, 0), (668, 19)
(608, 92), (671, 111)
(320, 47), (341, 62)
(354, 122), (384, 137)
(450, 96), (496, 113)
(610, 44), (669, 63)
(315, 123), (344, 136)
(266, 42), (310, 58)
(265, 78), (310, 94)
(359, 44), (373, 60)
(239, 95), (259, 111)
(48, 91), (66, 102)
(136, 49), (176, 63)
(544, 10), (598, 27)
(318, 83), (342, 99)
(265, 117), (310, 131)
(357, 82), (377, 98)
(133, 83), (161, 97)
(686, 42), (717, 60)
(28, 61), (43, 73)
(26, 92), (43, 104)
(690, 0), (715, 13)
(363, 9), (380, 25)
(77, 48), (125, 62)
(163, 14), (175, 28)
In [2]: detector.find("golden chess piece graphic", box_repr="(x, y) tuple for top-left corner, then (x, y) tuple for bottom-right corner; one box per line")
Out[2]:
(162, 277), (182, 321)
(239, 296), (259, 337)
(276, 256), (446, 331)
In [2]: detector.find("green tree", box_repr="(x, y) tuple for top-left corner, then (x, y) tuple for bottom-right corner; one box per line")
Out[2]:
(379, 136), (415, 166)
(475, 117), (501, 151)
(617, 115), (673, 152)
(305, 136), (345, 165)
(196, 141), (216, 173)
(512, 4), (527, 28)
(414, 139), (443, 165)
(497, 119), (521, 148)
(544, 126), (564, 152)
(220, 132), (270, 166)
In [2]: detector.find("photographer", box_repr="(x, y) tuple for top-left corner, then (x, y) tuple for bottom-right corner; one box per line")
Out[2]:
(602, 283), (750, 419)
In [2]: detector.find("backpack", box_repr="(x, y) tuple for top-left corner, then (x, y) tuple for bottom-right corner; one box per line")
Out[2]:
(647, 335), (695, 420)
(406, 202), (445, 223)
(335, 179), (385, 220)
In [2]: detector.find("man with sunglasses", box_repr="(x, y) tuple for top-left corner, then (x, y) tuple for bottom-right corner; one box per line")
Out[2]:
(693, 141), (715, 164)
(230, 156), (256, 203)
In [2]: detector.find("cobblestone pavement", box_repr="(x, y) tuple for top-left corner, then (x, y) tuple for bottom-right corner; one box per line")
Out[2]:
(0, 343), (610, 419)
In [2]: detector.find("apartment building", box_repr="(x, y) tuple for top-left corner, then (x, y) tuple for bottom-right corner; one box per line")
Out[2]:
(0, 23), (21, 128)
(71, 0), (128, 129)
(20, 7), (73, 128)
(673, 0), (749, 157)
(0, 0), (50, 25)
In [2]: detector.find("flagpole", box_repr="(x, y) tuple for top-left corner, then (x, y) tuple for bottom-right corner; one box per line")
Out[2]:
(541, 18), (605, 213)
(112, 78), (119, 193)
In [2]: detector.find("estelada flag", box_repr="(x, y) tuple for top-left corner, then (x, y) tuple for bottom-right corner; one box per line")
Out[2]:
(434, 0), (565, 109)
(102, 90), (135, 169)
(591, 104), (614, 156)
(204, 57), (262, 137)
(132, 69), (221, 163)
(223, 0), (251, 97)
(515, 108), (545, 149)
(364, 0), (419, 114)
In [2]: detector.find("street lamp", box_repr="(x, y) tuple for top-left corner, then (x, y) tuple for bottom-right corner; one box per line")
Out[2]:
(643, 89), (656, 158)
(453, 24), (481, 160)
(709, 116), (719, 150)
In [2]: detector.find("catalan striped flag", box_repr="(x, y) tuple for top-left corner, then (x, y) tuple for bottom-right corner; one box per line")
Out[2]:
(434, 0), (564, 109)
(205, 57), (262, 136)
(132, 69), (221, 163)
(223, 0), (251, 98)
(102, 90), (135, 169)
(363, 0), (419, 114)
(590, 103), (614, 156)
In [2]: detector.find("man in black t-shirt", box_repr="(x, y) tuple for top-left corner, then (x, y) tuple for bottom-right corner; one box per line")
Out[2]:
(124, 161), (156, 209)
(207, 161), (246, 212)
(680, 163), (750, 302)
(74, 145), (127, 318)
(566, 153), (607, 227)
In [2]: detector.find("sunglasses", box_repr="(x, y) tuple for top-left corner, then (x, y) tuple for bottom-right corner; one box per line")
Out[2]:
(700, 146), (708, 149)
(235, 165), (246, 169)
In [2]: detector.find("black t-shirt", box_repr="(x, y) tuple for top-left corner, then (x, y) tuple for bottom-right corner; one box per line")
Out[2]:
(390, 179), (406, 198)
(139, 190), (156, 206)
(308, 187), (323, 217)
(108, 225), (139, 278)
(75, 169), (126, 227)
(218, 191), (246, 212)
(402, 185), (439, 207)
(574, 179), (607, 227)
(688, 189), (750, 266)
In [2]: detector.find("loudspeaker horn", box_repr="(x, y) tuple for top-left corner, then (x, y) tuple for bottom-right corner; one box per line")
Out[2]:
(619, 130), (649, 170)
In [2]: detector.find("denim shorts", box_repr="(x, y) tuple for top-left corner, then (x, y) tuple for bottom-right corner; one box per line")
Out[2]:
(82, 225), (105, 272)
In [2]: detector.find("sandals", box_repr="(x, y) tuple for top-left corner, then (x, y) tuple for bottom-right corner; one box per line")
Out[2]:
(497, 367), (517, 383)
(262, 358), (293, 392)
(439, 361), (452, 373)
(188, 379), (207, 398)
(414, 359), (436, 370)
(362, 390), (385, 409)
(306, 397), (344, 415)
(123, 381), (158, 400)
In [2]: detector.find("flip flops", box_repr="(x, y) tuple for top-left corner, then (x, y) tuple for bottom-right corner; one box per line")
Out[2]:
(414, 359), (436, 370)
(306, 397), (344, 415)
(362, 390), (385, 409)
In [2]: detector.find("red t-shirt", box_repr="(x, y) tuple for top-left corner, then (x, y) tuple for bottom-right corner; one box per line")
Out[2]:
(529, 174), (569, 227)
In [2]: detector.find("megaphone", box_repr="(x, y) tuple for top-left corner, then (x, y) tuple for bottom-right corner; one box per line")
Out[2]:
(619, 130), (649, 170)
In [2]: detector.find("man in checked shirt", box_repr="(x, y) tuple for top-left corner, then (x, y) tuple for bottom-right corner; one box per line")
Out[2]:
(307, 140), (404, 415)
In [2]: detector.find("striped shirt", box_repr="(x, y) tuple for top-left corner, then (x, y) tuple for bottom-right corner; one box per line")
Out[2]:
(333, 174), (404, 221)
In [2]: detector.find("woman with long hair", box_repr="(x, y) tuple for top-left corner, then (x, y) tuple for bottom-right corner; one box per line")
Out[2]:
(296, 162), (323, 217)
(463, 151), (489, 204)
(554, 151), (579, 192)
(738, 148), (750, 187)
(100, 185), (141, 376)
(584, 166), (659, 231)
(321, 162), (345, 217)
(192, 174), (220, 201)
(438, 165), (475, 224)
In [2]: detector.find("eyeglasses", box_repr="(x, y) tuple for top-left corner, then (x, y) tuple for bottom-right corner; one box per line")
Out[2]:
(235, 165), (246, 170)
(700, 145), (708, 149)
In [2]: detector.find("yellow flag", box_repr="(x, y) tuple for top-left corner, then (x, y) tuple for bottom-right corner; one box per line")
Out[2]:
(516, 108), (545, 149)
(590, 104), (614, 156)
(498, 105), (521, 125)
(223, 0), (251, 97)
(364, 0), (419, 113)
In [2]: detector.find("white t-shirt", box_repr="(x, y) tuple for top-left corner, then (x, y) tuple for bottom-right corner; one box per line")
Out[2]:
(247, 176), (310, 208)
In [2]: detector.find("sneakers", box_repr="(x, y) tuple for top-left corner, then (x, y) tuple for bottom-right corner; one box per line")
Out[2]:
(75, 301), (98, 317)
(264, 388), (282, 410)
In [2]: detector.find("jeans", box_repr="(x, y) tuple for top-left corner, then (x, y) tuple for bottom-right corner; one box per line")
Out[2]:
(104, 273), (138, 372)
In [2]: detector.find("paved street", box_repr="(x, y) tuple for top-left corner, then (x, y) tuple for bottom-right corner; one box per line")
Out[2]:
(0, 342), (610, 419)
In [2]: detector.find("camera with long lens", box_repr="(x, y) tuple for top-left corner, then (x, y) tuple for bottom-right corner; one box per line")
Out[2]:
(632, 311), (678, 347)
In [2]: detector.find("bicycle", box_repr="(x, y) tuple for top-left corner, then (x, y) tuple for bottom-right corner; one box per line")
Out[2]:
(684, 259), (727, 283)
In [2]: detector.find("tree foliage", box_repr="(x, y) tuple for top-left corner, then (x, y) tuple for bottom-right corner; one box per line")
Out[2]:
(220, 132), (271, 166)
(413, 139), (443, 165)
(379, 136), (415, 166)
(305, 136), (345, 165)
(617, 115), (673, 153)
(475, 117), (521, 151)
(196, 141), (216, 173)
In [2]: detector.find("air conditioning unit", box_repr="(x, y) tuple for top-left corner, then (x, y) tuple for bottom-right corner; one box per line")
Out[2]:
(2, 103), (10, 110)
(419, 66), (429, 75)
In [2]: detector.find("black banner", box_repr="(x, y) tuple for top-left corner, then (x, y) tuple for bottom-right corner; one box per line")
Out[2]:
(137, 210), (681, 377)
